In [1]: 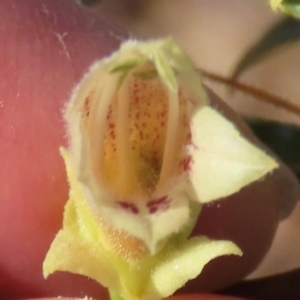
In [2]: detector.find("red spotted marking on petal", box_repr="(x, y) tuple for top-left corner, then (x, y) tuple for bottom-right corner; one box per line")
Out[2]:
(147, 196), (171, 214)
(118, 201), (139, 214)
(178, 155), (192, 173)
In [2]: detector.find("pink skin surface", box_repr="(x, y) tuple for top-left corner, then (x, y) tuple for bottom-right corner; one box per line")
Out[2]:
(0, 0), (298, 299)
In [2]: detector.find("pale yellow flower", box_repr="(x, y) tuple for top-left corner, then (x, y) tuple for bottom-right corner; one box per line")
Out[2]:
(43, 38), (278, 300)
(266, 0), (300, 18)
(269, 0), (283, 11)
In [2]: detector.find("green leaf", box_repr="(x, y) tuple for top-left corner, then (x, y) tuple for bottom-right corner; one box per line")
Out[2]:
(232, 17), (300, 79)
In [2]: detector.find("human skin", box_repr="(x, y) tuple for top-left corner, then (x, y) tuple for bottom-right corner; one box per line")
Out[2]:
(0, 0), (298, 300)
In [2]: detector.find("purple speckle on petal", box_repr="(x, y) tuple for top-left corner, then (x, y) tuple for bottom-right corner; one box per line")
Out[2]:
(147, 196), (171, 214)
(118, 201), (139, 214)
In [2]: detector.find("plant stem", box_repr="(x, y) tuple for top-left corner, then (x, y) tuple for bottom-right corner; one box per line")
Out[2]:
(202, 69), (300, 117)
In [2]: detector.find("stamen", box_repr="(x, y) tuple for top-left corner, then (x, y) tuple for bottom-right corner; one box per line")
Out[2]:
(158, 89), (179, 188)
(116, 74), (135, 197)
(202, 69), (300, 117)
(87, 74), (119, 182)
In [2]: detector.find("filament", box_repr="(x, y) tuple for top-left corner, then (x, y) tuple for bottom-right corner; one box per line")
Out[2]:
(88, 74), (119, 182)
(158, 89), (179, 188)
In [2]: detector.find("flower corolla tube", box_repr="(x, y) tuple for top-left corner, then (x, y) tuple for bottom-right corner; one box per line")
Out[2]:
(43, 38), (278, 300)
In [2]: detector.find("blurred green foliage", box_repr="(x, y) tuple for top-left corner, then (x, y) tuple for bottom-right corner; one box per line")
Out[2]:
(232, 17), (300, 79)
